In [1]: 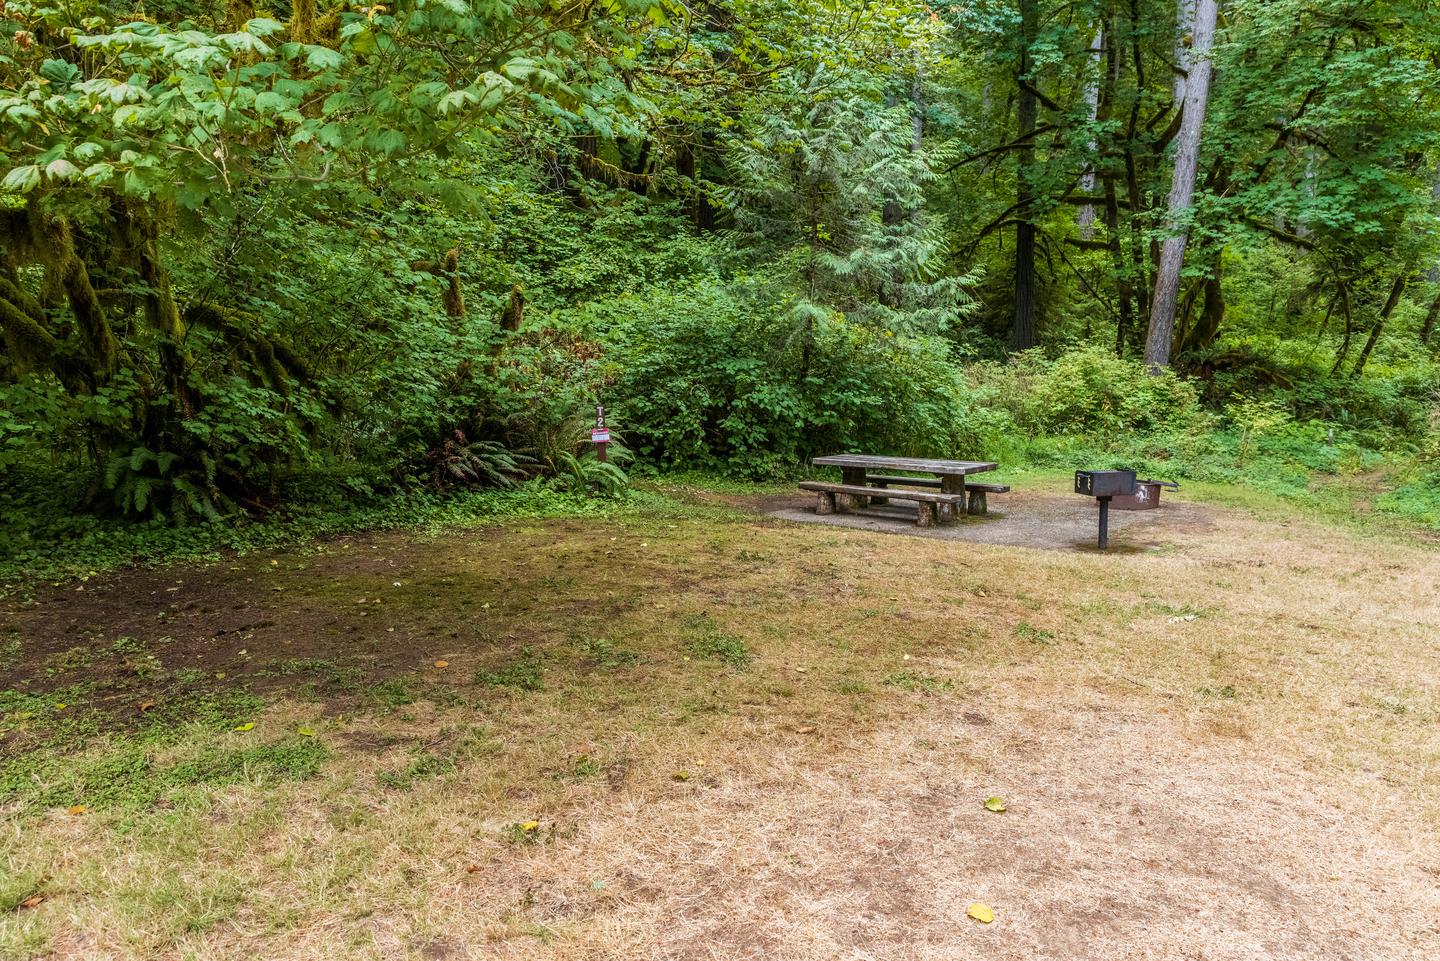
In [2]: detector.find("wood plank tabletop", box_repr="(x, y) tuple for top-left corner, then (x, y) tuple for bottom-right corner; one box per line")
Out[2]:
(811, 454), (998, 475)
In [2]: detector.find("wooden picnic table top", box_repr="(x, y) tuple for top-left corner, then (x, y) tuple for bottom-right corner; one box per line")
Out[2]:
(812, 454), (998, 476)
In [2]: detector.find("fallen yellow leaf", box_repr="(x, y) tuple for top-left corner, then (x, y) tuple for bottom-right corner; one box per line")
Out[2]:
(298, 727), (316, 737)
(520, 820), (540, 832)
(434, 660), (449, 668)
(233, 722), (255, 732)
(966, 902), (995, 924)
(67, 804), (86, 816)
(984, 796), (1007, 813)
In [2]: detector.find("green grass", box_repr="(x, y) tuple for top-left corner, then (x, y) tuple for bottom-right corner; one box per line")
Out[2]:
(882, 671), (954, 693)
(376, 748), (457, 791)
(363, 678), (417, 709)
(476, 650), (546, 691)
(1014, 622), (1057, 645)
(0, 735), (329, 811)
(0, 481), (704, 587)
(573, 636), (640, 668)
(683, 615), (752, 669)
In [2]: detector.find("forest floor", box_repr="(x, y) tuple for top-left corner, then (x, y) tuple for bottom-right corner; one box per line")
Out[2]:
(2, 479), (1439, 960)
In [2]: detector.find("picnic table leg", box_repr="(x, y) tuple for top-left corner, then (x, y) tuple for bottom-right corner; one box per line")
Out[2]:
(941, 475), (967, 522)
(840, 467), (870, 510)
(870, 481), (889, 506)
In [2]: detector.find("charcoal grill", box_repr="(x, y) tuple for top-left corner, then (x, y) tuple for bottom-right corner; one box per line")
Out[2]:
(1074, 469), (1136, 549)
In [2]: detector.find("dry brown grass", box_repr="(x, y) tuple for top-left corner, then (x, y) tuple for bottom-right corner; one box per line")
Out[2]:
(3, 491), (1439, 960)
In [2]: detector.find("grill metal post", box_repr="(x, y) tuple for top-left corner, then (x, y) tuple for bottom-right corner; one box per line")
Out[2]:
(1097, 495), (1111, 549)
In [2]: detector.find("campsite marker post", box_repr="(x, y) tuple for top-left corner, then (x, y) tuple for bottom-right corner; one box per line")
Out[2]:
(592, 405), (610, 463)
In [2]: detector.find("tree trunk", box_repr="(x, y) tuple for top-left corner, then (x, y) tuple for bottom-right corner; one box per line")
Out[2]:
(1330, 282), (1354, 376)
(1098, 14), (1133, 354)
(1350, 274), (1406, 378)
(1012, 0), (1039, 351)
(1143, 0), (1218, 372)
(1421, 291), (1439, 346)
(1077, 27), (1103, 240)
(1422, 171), (1440, 343)
(1173, 0), (1196, 103)
(1181, 253), (1225, 353)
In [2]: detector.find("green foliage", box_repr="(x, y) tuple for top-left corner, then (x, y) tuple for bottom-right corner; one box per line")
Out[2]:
(590, 279), (981, 477)
(978, 348), (1207, 438)
(1, 0), (1438, 551)
(424, 431), (532, 492)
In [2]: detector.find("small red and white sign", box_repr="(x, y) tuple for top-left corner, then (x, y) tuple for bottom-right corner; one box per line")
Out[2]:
(591, 428), (611, 444)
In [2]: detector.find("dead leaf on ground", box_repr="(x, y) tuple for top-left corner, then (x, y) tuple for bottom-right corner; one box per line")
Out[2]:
(434, 660), (449, 668)
(18, 895), (45, 910)
(233, 722), (255, 732)
(138, 701), (156, 713)
(795, 725), (817, 734)
(967, 902), (995, 923)
(984, 796), (1007, 813)
(67, 804), (85, 816)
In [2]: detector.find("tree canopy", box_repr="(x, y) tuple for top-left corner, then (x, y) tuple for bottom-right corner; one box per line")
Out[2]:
(1, 0), (1438, 531)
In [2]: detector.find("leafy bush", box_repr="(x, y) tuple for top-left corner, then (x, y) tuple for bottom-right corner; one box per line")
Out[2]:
(978, 347), (1207, 438)
(580, 278), (980, 477)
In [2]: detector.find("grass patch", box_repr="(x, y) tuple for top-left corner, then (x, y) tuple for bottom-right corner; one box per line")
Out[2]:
(573, 636), (639, 669)
(1197, 684), (1239, 700)
(259, 657), (366, 691)
(0, 736), (329, 811)
(363, 678), (417, 709)
(377, 748), (457, 791)
(0, 869), (44, 913)
(476, 649), (546, 691)
(137, 688), (265, 739)
(0, 633), (20, 669)
(684, 615), (751, 669)
(1014, 622), (1057, 645)
(882, 671), (954, 693)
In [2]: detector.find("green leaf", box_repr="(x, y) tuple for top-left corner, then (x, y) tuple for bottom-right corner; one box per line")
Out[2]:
(40, 59), (82, 88)
(45, 159), (81, 181)
(304, 45), (344, 71)
(438, 89), (476, 116)
(245, 17), (286, 36)
(369, 129), (406, 156)
(983, 796), (1007, 813)
(2, 165), (41, 194)
(256, 91), (292, 115)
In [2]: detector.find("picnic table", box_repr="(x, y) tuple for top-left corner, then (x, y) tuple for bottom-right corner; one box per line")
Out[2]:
(799, 454), (1004, 527)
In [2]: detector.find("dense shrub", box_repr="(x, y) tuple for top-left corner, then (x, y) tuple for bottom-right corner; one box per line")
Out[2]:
(582, 280), (983, 477)
(971, 347), (1208, 437)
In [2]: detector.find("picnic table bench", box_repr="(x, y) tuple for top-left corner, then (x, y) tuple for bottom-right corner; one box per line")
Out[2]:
(801, 454), (1006, 527)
